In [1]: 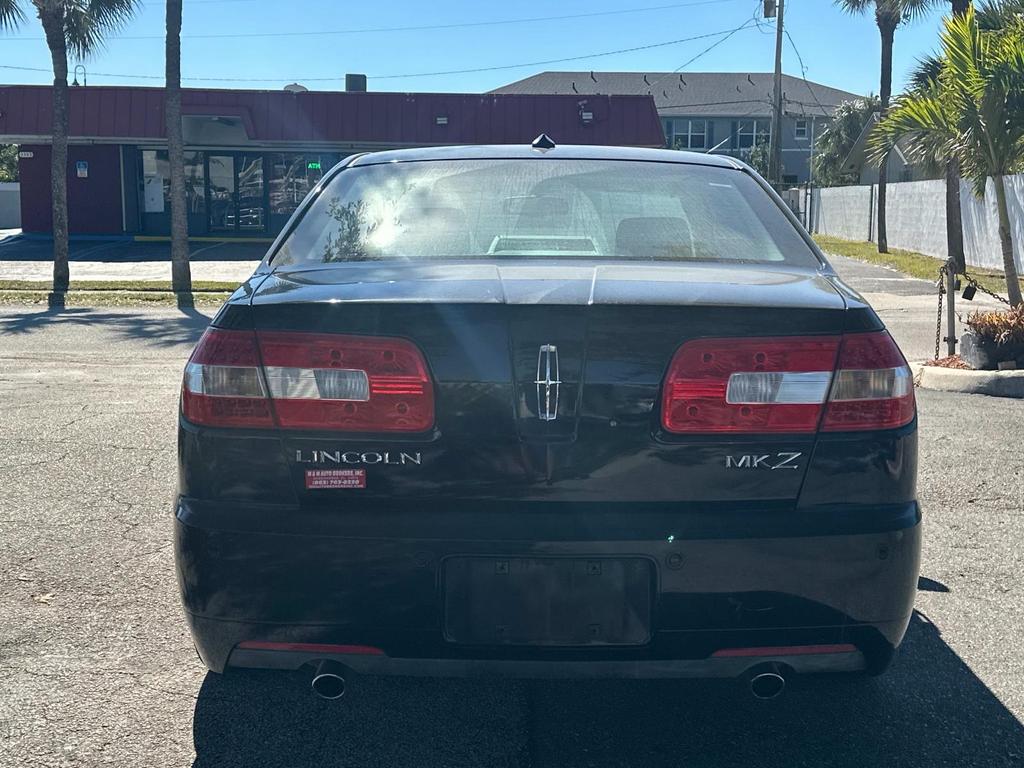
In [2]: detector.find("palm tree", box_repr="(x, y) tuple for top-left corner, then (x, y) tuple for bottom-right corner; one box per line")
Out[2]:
(907, 53), (968, 273)
(165, 0), (192, 305)
(835, 0), (935, 254)
(812, 95), (883, 185)
(976, 0), (1024, 28)
(943, 1), (971, 274)
(0, 1), (138, 304)
(869, 7), (1024, 306)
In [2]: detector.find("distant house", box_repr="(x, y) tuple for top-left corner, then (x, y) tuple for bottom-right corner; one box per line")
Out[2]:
(840, 112), (935, 185)
(492, 71), (862, 184)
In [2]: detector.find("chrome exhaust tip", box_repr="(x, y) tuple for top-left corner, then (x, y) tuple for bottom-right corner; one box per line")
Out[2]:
(748, 666), (787, 700)
(311, 660), (347, 700)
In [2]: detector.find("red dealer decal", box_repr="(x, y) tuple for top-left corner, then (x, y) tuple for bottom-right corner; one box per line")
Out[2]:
(305, 469), (367, 489)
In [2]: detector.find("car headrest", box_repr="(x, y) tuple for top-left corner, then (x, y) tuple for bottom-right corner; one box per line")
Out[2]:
(615, 216), (694, 260)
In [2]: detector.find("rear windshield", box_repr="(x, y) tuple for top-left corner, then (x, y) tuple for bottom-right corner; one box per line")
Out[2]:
(272, 159), (820, 268)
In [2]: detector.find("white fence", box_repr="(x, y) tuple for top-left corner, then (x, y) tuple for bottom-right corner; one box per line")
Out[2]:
(0, 182), (19, 229)
(811, 174), (1024, 271)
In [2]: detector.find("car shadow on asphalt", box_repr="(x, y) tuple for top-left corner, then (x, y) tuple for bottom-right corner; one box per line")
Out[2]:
(0, 307), (212, 348)
(190, 612), (1024, 768)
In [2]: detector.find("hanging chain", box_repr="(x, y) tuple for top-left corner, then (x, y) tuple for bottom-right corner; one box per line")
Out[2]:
(962, 269), (1011, 305)
(935, 264), (946, 360)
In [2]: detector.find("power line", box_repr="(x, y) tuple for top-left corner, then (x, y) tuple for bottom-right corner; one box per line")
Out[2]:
(783, 27), (833, 117)
(644, 0), (770, 95)
(0, 26), (761, 83)
(372, 27), (759, 80)
(0, 0), (745, 42)
(644, 14), (761, 94)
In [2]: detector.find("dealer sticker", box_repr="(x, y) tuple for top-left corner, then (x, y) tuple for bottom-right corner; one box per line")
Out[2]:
(305, 469), (366, 489)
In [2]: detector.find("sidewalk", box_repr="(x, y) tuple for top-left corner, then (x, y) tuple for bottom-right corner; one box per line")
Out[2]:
(0, 233), (264, 283)
(827, 252), (1007, 362)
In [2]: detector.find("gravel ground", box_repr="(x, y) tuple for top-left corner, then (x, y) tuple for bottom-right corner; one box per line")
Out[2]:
(0, 259), (1022, 767)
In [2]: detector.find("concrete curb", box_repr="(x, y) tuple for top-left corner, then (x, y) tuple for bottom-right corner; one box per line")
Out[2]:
(910, 362), (1024, 398)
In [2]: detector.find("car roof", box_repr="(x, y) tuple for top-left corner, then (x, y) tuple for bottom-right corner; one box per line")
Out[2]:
(346, 144), (742, 169)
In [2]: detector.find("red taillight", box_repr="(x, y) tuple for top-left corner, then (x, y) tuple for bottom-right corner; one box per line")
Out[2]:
(257, 332), (434, 432)
(181, 329), (275, 428)
(822, 331), (915, 431)
(661, 331), (915, 434)
(181, 329), (434, 432)
(661, 336), (841, 433)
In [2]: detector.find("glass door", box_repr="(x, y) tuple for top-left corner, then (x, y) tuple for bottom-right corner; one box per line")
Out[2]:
(207, 154), (236, 233)
(237, 154), (265, 233)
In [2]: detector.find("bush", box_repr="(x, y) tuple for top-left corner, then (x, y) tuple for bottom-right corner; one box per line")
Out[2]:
(965, 306), (1024, 346)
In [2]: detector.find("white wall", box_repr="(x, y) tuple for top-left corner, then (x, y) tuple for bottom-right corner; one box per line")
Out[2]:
(812, 184), (874, 243)
(811, 174), (1024, 271)
(0, 182), (20, 229)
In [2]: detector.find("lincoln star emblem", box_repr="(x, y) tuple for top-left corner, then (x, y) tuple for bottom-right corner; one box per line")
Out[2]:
(534, 344), (561, 421)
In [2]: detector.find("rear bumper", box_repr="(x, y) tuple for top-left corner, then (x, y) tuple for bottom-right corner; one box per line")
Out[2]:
(226, 639), (870, 679)
(174, 497), (921, 677)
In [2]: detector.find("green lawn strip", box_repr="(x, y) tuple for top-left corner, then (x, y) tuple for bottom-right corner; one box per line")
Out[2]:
(0, 290), (232, 307)
(812, 235), (1021, 299)
(0, 279), (239, 292)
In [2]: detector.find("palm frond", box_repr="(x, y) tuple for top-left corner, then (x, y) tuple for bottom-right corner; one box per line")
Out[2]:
(909, 54), (944, 91)
(63, 0), (140, 59)
(867, 88), (954, 167)
(834, 0), (876, 15)
(895, 0), (940, 23)
(977, 0), (1024, 31)
(0, 0), (25, 30)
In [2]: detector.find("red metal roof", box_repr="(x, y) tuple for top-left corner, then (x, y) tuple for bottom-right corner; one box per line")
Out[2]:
(0, 85), (664, 148)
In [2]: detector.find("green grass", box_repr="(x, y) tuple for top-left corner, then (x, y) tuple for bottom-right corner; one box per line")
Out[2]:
(813, 235), (1022, 298)
(0, 279), (238, 292)
(0, 290), (232, 307)
(0, 278), (237, 307)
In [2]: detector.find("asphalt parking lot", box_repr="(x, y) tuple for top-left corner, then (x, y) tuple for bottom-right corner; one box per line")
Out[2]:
(1, 259), (1022, 767)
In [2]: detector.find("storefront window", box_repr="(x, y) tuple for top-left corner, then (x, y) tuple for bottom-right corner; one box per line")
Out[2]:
(141, 149), (205, 224)
(269, 154), (329, 220)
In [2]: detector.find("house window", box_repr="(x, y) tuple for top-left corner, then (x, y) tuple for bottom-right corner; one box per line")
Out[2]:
(737, 119), (771, 149)
(667, 119), (707, 150)
(795, 119), (809, 139)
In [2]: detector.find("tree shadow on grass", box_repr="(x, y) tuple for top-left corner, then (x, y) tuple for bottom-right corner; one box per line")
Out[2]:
(191, 612), (1024, 768)
(0, 306), (212, 349)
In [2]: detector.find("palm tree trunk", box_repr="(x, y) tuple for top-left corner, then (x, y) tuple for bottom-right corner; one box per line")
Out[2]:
(945, 160), (966, 273)
(40, 8), (69, 297)
(993, 175), (1022, 308)
(944, 0), (971, 275)
(165, 0), (192, 303)
(876, 15), (897, 254)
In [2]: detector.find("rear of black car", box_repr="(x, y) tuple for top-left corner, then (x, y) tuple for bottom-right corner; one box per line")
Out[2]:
(174, 146), (920, 684)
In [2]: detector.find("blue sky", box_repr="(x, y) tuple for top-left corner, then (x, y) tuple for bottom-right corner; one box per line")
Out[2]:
(0, 0), (950, 97)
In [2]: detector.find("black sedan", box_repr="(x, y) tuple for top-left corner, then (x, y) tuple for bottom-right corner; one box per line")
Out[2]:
(174, 141), (919, 700)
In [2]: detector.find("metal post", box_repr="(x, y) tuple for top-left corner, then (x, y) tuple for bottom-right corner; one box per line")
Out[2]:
(946, 266), (957, 357)
(807, 115), (816, 231)
(769, 0), (785, 186)
(867, 184), (875, 242)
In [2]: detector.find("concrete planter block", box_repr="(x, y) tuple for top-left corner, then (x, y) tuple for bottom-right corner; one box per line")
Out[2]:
(911, 361), (1024, 398)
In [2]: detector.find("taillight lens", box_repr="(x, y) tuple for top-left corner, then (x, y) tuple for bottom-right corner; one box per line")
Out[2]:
(661, 336), (840, 433)
(181, 329), (434, 432)
(661, 331), (915, 434)
(822, 331), (914, 431)
(181, 329), (275, 428)
(257, 332), (434, 432)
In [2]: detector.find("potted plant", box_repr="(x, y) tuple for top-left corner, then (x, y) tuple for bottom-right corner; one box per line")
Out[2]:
(961, 307), (1024, 370)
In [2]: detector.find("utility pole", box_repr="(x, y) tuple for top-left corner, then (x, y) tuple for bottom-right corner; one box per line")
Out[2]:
(767, 0), (785, 186)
